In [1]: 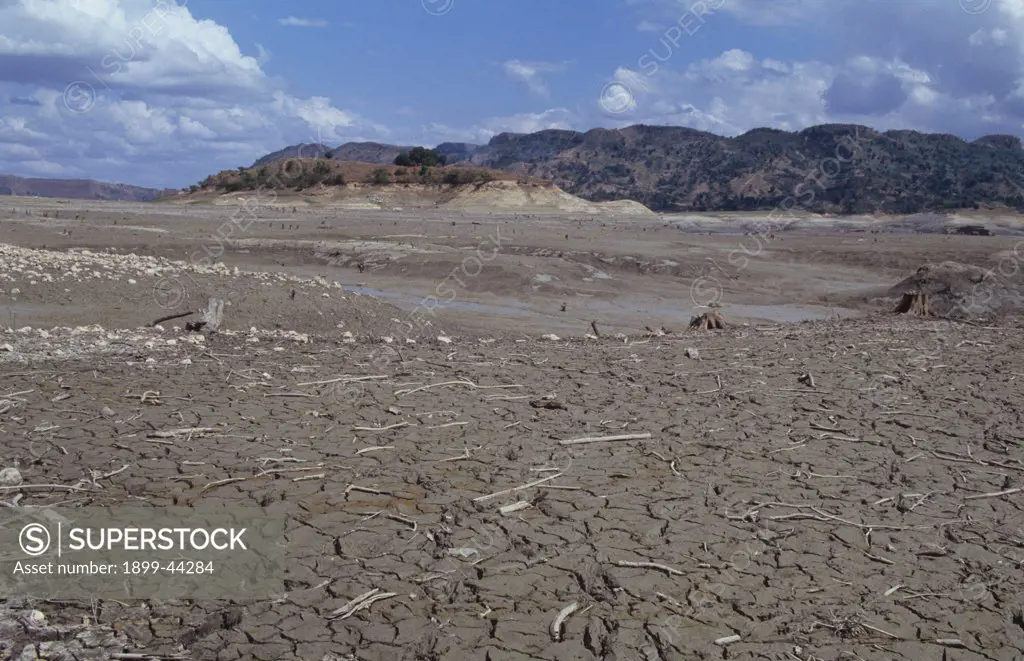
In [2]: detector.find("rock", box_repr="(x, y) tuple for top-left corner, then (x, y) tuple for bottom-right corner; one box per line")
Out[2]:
(0, 343), (13, 352)
(0, 467), (23, 487)
(542, 334), (561, 341)
(685, 347), (700, 359)
(100, 406), (115, 418)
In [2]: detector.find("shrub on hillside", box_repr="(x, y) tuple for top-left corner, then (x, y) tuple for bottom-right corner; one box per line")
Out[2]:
(395, 146), (447, 167)
(368, 168), (392, 185)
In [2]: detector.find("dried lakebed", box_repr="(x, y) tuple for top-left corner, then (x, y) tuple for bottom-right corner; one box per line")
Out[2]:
(2, 318), (1023, 661)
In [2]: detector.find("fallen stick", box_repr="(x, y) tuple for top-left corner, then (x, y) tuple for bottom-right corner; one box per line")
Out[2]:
(292, 473), (325, 482)
(296, 375), (390, 387)
(257, 457), (308, 464)
(499, 500), (532, 515)
(328, 588), (398, 619)
(437, 449), (474, 462)
(258, 466), (324, 477)
(0, 389), (34, 399)
(149, 311), (194, 327)
(263, 392), (317, 398)
(0, 483), (90, 492)
(200, 476), (250, 493)
(386, 513), (418, 531)
(356, 446), (395, 455)
(550, 601), (579, 642)
(345, 485), (392, 496)
(473, 472), (563, 502)
(353, 422), (411, 432)
(964, 486), (1023, 501)
(614, 560), (685, 576)
(147, 427), (217, 438)
(559, 432), (651, 446)
(934, 638), (966, 648)
(395, 379), (523, 398)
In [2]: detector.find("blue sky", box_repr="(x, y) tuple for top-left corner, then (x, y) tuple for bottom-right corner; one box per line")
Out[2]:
(0, 0), (1022, 188)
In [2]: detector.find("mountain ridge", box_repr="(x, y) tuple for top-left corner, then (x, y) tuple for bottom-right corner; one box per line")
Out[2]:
(0, 174), (171, 202)
(251, 124), (1024, 213)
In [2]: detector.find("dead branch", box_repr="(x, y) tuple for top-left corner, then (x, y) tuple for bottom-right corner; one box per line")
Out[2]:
(149, 311), (194, 327)
(559, 432), (652, 446)
(473, 472), (563, 502)
(614, 560), (685, 576)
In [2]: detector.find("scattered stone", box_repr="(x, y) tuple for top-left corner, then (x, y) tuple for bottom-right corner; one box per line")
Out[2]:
(685, 347), (700, 360)
(0, 467), (22, 486)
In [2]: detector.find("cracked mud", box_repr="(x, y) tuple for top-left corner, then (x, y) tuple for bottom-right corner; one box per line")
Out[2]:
(2, 318), (1024, 660)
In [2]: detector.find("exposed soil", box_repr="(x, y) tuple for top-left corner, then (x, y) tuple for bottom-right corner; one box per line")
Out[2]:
(2, 199), (1024, 661)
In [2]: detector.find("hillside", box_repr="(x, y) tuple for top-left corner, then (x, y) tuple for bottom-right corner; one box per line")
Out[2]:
(0, 174), (170, 202)
(251, 141), (481, 169)
(253, 124), (1024, 213)
(196, 159), (527, 194)
(179, 158), (655, 215)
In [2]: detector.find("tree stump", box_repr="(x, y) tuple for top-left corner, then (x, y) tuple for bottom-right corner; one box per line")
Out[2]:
(689, 311), (726, 330)
(894, 292), (934, 317)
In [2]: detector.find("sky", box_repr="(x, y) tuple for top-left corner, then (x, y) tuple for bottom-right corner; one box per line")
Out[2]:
(0, 0), (1023, 189)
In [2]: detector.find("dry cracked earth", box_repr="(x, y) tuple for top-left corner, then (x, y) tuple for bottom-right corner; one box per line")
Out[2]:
(2, 314), (1024, 661)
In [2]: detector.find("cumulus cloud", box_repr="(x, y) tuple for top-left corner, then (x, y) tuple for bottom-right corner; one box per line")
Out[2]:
(602, 0), (1024, 139)
(0, 0), (387, 187)
(421, 108), (579, 144)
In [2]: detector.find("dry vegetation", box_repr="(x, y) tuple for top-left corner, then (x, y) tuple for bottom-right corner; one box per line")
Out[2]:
(187, 159), (545, 197)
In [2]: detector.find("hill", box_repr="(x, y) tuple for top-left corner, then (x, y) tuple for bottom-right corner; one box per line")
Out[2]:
(252, 124), (1024, 213)
(178, 158), (655, 216)
(196, 159), (525, 194)
(0, 174), (170, 202)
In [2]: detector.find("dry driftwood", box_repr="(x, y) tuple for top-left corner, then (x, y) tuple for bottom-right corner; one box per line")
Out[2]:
(690, 311), (726, 330)
(200, 297), (225, 331)
(894, 292), (934, 317)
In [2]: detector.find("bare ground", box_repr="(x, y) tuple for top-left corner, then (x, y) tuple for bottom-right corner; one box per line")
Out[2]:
(1, 200), (1024, 661)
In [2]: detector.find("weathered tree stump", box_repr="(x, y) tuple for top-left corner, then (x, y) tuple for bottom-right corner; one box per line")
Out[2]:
(689, 311), (726, 330)
(200, 297), (225, 333)
(894, 292), (934, 316)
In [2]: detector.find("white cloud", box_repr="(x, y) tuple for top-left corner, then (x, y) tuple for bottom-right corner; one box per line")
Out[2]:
(423, 109), (579, 145)
(502, 59), (566, 99)
(278, 16), (329, 28)
(0, 0), (388, 187)
(606, 0), (1024, 139)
